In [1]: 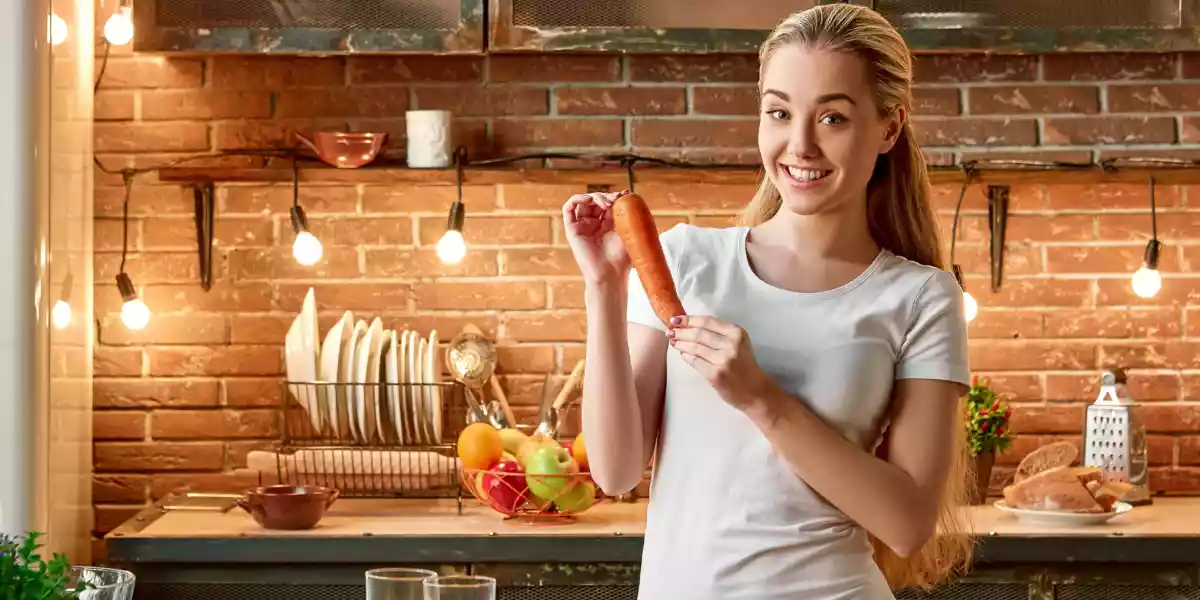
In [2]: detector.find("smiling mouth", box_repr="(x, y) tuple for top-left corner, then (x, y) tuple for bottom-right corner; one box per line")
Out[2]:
(782, 165), (832, 183)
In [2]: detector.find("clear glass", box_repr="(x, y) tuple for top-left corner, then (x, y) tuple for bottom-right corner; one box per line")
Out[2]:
(423, 575), (497, 600)
(69, 566), (136, 600)
(367, 568), (439, 600)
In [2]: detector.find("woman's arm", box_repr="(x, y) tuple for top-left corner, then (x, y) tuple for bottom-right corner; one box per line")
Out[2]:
(744, 378), (965, 557)
(580, 279), (669, 495)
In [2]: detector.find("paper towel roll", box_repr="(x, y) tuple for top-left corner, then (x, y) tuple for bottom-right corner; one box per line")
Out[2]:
(406, 110), (453, 168)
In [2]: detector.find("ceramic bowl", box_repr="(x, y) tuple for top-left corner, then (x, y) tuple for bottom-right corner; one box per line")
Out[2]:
(236, 484), (339, 530)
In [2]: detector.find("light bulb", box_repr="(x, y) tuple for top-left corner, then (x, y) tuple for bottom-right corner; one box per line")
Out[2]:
(1131, 267), (1162, 299)
(52, 300), (72, 329)
(49, 13), (67, 46)
(436, 230), (467, 265)
(121, 298), (151, 330)
(962, 291), (978, 322)
(104, 6), (133, 46)
(293, 231), (323, 265)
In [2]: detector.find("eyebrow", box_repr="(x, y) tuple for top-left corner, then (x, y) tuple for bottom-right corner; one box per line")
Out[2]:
(761, 89), (857, 106)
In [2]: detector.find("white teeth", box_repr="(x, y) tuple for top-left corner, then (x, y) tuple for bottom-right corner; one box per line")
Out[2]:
(786, 166), (829, 181)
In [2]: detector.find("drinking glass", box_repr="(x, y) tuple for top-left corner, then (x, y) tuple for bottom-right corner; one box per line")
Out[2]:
(366, 568), (439, 600)
(68, 566), (136, 600)
(422, 575), (497, 600)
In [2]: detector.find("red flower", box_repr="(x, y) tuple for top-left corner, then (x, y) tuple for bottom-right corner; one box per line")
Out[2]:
(971, 375), (980, 386)
(981, 422), (989, 432)
(996, 426), (1006, 435)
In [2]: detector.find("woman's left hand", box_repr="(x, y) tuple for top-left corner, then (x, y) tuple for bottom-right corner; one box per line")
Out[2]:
(668, 315), (777, 411)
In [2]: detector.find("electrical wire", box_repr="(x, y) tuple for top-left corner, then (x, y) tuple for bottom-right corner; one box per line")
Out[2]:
(119, 172), (132, 274)
(948, 161), (977, 269)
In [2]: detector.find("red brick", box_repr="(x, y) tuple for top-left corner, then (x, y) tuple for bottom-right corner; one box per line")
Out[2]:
(1045, 246), (1180, 275)
(94, 348), (143, 377)
(419, 215), (551, 246)
(95, 218), (134, 252)
(630, 55), (757, 82)
(1097, 213), (1200, 243)
(968, 340), (1095, 370)
(504, 312), (587, 342)
(94, 411), (147, 440)
(278, 284), (410, 314)
(632, 183), (757, 212)
(100, 283), (275, 313)
(996, 435), (1077, 467)
(556, 87), (685, 116)
(968, 86), (1099, 114)
(227, 247), (361, 280)
(414, 86), (548, 116)
(152, 409), (278, 439)
(692, 215), (739, 228)
(348, 56), (481, 83)
(94, 442), (224, 471)
(1045, 53), (1176, 81)
(491, 55), (619, 82)
(959, 150), (1095, 165)
(226, 441), (276, 468)
(224, 378), (284, 408)
(1009, 404), (1087, 434)
(213, 119), (346, 151)
(500, 184), (586, 211)
(95, 185), (193, 217)
(1044, 309), (1181, 338)
(561, 345), (586, 370)
(95, 506), (144, 534)
(1143, 405), (1200, 433)
(494, 119), (624, 148)
(1107, 84), (1200, 112)
(223, 185), (359, 215)
(414, 282), (547, 310)
(362, 185), (495, 213)
(94, 91), (135, 120)
(93, 475), (148, 503)
(955, 245), (1041, 276)
(912, 118), (1037, 146)
(1148, 436), (1176, 466)
(1184, 247), (1200, 272)
(1102, 341), (1197, 370)
(975, 374), (1044, 403)
(1097, 277), (1200, 307)
(387, 315), (500, 340)
(550, 281), (586, 309)
(94, 251), (198, 284)
(1046, 373), (1180, 403)
(1043, 117), (1176, 145)
(99, 313), (228, 346)
(1047, 184), (1183, 210)
(931, 184), (1044, 212)
(692, 86), (758, 116)
(349, 116), (488, 154)
(494, 346), (556, 374)
(962, 278), (1091, 308)
(96, 57), (204, 89)
(148, 346), (283, 377)
(94, 122), (209, 152)
(911, 88), (960, 116)
(965, 311), (1044, 339)
(212, 57), (345, 88)
(364, 248), (499, 278)
(632, 119), (756, 147)
(1149, 467), (1200, 493)
(502, 248), (579, 276)
(1181, 437), (1200, 465)
(627, 147), (762, 165)
(1190, 310), (1200, 337)
(228, 315), (293, 345)
(143, 217), (274, 250)
(275, 87), (410, 118)
(913, 55), (1037, 83)
(1007, 215), (1095, 243)
(301, 216), (411, 247)
(142, 90), (272, 120)
(94, 379), (220, 409)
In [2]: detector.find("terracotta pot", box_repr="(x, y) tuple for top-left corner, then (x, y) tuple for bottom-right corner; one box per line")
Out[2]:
(971, 452), (995, 505)
(236, 484), (339, 530)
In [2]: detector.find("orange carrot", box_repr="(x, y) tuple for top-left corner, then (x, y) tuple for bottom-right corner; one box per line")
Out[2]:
(612, 192), (685, 327)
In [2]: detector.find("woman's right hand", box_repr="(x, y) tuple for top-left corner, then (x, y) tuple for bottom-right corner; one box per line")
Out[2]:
(562, 191), (631, 286)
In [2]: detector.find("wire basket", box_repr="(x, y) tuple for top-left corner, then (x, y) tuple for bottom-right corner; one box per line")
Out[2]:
(461, 467), (603, 525)
(275, 380), (468, 501)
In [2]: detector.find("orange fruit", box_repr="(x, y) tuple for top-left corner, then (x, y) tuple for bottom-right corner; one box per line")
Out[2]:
(458, 422), (503, 470)
(572, 432), (588, 472)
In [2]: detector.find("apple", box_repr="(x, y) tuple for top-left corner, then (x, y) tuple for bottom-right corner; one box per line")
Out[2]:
(483, 460), (527, 513)
(517, 433), (561, 466)
(524, 446), (579, 502)
(554, 480), (596, 513)
(498, 428), (529, 456)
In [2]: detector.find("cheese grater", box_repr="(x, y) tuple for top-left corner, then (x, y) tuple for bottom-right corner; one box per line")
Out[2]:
(1083, 369), (1152, 505)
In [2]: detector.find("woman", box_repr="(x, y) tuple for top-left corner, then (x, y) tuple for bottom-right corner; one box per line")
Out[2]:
(563, 4), (973, 599)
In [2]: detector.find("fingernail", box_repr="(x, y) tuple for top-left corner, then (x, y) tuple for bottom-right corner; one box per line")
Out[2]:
(669, 316), (682, 326)
(666, 328), (675, 338)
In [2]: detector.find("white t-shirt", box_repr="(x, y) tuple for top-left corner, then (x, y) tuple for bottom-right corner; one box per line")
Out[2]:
(626, 224), (970, 600)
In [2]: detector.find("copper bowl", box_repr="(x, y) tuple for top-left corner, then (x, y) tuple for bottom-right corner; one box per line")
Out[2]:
(236, 484), (339, 530)
(295, 131), (388, 169)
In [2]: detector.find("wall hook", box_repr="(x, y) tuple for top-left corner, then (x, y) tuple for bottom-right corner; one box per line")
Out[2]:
(192, 183), (215, 292)
(987, 185), (1009, 293)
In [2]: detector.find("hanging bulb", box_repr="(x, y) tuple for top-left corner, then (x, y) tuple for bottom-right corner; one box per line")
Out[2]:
(436, 200), (467, 265)
(290, 206), (323, 266)
(1131, 240), (1162, 299)
(52, 300), (72, 329)
(116, 272), (150, 330)
(962, 290), (979, 322)
(104, 4), (134, 46)
(49, 13), (67, 46)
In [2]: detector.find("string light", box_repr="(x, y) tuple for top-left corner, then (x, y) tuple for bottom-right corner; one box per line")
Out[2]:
(115, 174), (150, 330)
(436, 150), (468, 265)
(289, 156), (323, 265)
(52, 272), (73, 330)
(49, 13), (67, 46)
(104, 0), (133, 46)
(1131, 175), (1163, 299)
(949, 164), (979, 322)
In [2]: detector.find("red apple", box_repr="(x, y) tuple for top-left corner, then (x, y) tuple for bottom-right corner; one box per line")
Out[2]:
(483, 460), (528, 513)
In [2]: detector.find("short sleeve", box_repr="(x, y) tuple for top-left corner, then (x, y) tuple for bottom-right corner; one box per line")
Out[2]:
(896, 269), (971, 386)
(626, 224), (688, 332)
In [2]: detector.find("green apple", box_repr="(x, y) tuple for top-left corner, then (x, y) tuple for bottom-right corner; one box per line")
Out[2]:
(517, 433), (561, 466)
(554, 480), (596, 513)
(498, 428), (529, 456)
(524, 446), (578, 502)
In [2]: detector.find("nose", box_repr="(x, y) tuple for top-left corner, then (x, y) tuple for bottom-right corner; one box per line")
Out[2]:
(786, 120), (820, 160)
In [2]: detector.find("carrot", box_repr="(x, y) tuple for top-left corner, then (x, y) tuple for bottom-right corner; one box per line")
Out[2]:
(612, 192), (685, 327)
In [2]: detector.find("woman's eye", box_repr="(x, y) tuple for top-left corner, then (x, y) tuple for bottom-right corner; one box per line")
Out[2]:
(820, 114), (846, 125)
(766, 108), (789, 121)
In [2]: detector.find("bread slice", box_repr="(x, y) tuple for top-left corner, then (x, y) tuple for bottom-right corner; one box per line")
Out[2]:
(1013, 441), (1079, 484)
(1004, 466), (1103, 513)
(1069, 466), (1104, 486)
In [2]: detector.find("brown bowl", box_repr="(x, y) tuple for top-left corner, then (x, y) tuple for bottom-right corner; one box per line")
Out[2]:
(295, 131), (388, 169)
(236, 485), (339, 530)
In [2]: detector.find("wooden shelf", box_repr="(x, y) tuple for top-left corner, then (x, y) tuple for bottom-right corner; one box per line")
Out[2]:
(155, 165), (1200, 186)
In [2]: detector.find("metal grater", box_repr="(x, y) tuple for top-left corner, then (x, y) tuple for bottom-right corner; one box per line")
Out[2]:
(1083, 369), (1152, 505)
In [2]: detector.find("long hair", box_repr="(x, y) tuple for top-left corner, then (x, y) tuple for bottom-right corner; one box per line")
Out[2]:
(740, 4), (975, 591)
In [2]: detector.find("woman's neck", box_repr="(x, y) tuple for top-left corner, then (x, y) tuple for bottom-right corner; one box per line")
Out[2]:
(754, 202), (879, 264)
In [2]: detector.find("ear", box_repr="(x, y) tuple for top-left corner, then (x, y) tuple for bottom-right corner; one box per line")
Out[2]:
(879, 107), (906, 154)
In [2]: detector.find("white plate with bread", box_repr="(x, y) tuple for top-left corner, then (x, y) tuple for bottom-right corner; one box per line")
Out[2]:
(996, 440), (1137, 527)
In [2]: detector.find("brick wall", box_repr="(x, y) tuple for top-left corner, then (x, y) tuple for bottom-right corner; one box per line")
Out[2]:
(91, 50), (1200, 545)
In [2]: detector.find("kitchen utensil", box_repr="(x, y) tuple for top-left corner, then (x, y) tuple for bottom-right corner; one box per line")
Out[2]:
(235, 484), (339, 530)
(422, 575), (496, 600)
(295, 131), (388, 169)
(367, 568), (438, 600)
(66, 566), (136, 600)
(534, 373), (557, 437)
(406, 110), (453, 168)
(536, 359), (585, 438)
(1083, 368), (1152, 505)
(488, 375), (517, 427)
(445, 329), (498, 427)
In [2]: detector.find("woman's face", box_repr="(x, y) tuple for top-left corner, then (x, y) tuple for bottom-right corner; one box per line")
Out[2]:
(758, 44), (903, 217)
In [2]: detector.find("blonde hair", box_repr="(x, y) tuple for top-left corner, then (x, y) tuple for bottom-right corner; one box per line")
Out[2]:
(742, 3), (975, 591)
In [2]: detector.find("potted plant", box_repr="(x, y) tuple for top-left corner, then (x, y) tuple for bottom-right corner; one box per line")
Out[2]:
(1, 532), (84, 599)
(964, 376), (1014, 504)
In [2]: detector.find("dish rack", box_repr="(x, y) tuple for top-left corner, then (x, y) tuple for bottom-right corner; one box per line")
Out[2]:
(274, 380), (469, 504)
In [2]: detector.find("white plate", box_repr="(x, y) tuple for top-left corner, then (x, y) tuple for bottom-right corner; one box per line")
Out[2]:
(384, 330), (403, 445)
(994, 500), (1133, 527)
(406, 332), (423, 444)
(285, 288), (321, 434)
(372, 329), (392, 442)
(398, 330), (412, 444)
(318, 312), (352, 439)
(426, 330), (442, 443)
(354, 318), (383, 444)
(341, 319), (368, 442)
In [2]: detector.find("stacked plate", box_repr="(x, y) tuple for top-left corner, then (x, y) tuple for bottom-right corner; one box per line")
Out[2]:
(285, 288), (445, 445)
